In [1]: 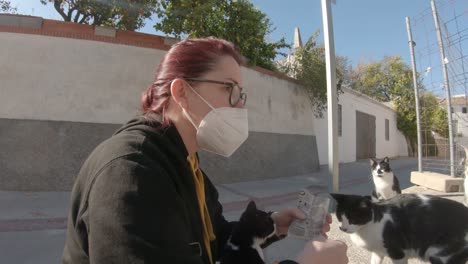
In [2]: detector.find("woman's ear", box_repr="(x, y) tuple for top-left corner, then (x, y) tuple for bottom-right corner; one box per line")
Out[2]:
(170, 79), (189, 110)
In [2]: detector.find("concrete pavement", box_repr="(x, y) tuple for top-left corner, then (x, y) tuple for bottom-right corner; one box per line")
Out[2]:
(1, 157), (466, 264)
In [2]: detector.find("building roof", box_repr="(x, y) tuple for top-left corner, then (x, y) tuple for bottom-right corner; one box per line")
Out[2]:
(439, 95), (468, 106)
(342, 87), (397, 112)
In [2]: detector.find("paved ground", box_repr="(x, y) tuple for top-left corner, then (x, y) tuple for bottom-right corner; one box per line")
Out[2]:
(1, 157), (466, 264)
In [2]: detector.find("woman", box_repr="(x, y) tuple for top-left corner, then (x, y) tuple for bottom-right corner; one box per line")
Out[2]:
(62, 37), (348, 264)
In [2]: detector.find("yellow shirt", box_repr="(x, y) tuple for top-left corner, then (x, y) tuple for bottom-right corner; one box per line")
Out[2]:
(187, 154), (216, 264)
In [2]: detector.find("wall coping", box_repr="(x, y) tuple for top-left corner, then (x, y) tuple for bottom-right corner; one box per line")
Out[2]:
(0, 14), (397, 113)
(342, 87), (397, 113)
(0, 14), (299, 82)
(0, 14), (172, 50)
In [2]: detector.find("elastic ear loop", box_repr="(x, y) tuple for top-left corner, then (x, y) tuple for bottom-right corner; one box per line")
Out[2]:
(185, 81), (217, 113)
(182, 81), (219, 130)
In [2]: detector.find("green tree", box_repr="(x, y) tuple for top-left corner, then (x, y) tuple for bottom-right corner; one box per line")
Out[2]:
(393, 89), (450, 156)
(40, 0), (159, 30)
(352, 56), (413, 102)
(154, 0), (289, 70)
(431, 105), (449, 137)
(351, 56), (449, 156)
(0, 0), (17, 13)
(278, 31), (346, 117)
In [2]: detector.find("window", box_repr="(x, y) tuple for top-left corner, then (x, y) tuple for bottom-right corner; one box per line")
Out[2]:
(338, 104), (342, 137)
(463, 107), (467, 114)
(385, 119), (389, 141)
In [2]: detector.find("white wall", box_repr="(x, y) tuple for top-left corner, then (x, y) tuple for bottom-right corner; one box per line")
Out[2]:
(243, 69), (315, 135)
(314, 88), (408, 165)
(0, 32), (162, 124)
(0, 32), (315, 136)
(452, 105), (468, 137)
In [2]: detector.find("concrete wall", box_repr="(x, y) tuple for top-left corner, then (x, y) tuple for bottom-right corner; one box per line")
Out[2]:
(243, 68), (314, 135)
(0, 32), (164, 124)
(452, 104), (468, 137)
(0, 22), (319, 190)
(313, 88), (408, 165)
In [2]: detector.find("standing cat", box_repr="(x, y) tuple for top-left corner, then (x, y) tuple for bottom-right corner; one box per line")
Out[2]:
(220, 201), (277, 264)
(370, 157), (401, 202)
(331, 193), (468, 264)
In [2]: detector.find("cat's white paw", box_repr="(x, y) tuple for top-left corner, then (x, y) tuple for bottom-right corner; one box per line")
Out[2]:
(370, 252), (384, 264)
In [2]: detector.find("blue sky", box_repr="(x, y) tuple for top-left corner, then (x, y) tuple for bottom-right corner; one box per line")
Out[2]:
(7, 0), (468, 95)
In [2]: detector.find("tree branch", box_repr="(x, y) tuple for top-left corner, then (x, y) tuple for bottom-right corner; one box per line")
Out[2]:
(383, 90), (391, 101)
(67, 6), (77, 21)
(73, 9), (82, 23)
(78, 14), (89, 24)
(93, 15), (102, 26)
(53, 1), (69, 21)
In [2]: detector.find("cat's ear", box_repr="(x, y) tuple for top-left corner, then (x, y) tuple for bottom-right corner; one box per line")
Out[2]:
(383, 157), (389, 163)
(369, 158), (377, 167)
(330, 193), (346, 204)
(246, 200), (257, 212)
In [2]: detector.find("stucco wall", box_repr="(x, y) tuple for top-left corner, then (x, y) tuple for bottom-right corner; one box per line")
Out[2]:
(0, 22), (319, 190)
(314, 88), (409, 165)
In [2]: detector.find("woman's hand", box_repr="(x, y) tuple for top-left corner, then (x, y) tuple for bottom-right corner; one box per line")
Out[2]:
(296, 238), (348, 264)
(271, 208), (305, 235)
(321, 214), (332, 238)
(271, 209), (332, 237)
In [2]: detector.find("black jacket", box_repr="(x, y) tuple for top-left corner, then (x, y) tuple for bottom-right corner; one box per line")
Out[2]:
(62, 115), (294, 264)
(62, 115), (233, 263)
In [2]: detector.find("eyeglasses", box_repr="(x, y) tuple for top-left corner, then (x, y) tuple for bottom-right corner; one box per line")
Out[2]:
(186, 78), (247, 107)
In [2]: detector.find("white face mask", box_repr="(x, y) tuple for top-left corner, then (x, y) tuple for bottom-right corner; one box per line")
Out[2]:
(182, 84), (249, 157)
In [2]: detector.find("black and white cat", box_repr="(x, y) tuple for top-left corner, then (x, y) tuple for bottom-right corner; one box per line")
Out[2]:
(220, 201), (277, 264)
(331, 193), (468, 264)
(370, 157), (401, 202)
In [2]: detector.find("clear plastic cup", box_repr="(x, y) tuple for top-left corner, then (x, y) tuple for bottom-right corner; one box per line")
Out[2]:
(288, 186), (331, 241)
(264, 185), (331, 263)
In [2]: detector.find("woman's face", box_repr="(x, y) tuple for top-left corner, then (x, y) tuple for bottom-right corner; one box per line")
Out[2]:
(185, 55), (245, 125)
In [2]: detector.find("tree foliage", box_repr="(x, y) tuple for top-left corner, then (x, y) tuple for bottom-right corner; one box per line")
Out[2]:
(350, 56), (449, 155)
(350, 56), (414, 102)
(154, 0), (289, 70)
(0, 0), (17, 13)
(40, 0), (158, 30)
(278, 31), (347, 117)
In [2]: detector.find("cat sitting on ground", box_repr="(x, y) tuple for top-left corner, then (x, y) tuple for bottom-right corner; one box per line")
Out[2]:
(370, 157), (401, 202)
(332, 193), (468, 264)
(220, 201), (277, 264)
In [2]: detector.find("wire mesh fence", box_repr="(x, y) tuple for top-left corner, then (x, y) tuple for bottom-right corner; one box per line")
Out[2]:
(409, 0), (467, 177)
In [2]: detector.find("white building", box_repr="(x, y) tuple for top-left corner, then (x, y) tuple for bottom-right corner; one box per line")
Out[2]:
(441, 95), (468, 137)
(279, 27), (408, 164)
(313, 88), (408, 164)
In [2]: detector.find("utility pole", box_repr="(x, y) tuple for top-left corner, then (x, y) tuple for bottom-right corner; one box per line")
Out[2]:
(321, 0), (339, 191)
(431, 0), (455, 176)
(406, 17), (423, 172)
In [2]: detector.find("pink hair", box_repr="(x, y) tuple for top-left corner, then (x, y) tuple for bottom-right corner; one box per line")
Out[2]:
(141, 37), (245, 127)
